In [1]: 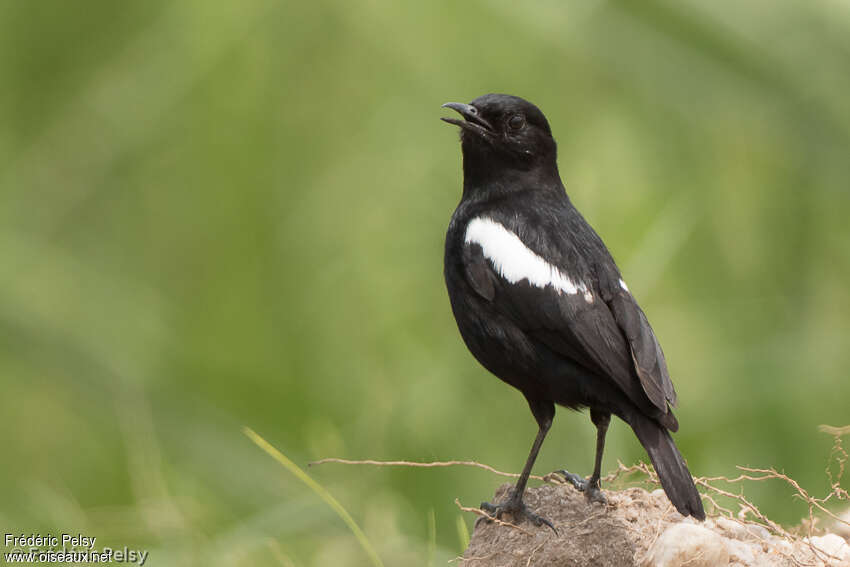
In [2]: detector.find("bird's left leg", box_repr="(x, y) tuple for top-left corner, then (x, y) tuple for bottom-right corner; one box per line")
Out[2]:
(556, 409), (610, 505)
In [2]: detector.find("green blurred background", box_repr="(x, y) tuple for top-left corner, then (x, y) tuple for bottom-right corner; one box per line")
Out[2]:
(1, 0), (849, 565)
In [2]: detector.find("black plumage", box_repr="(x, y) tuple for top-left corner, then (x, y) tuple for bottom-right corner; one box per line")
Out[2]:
(441, 94), (704, 527)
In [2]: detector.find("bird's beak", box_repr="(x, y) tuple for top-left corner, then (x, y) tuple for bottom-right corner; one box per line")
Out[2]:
(441, 102), (494, 135)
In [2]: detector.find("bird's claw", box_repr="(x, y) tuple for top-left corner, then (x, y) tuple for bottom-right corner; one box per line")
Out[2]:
(555, 469), (607, 505)
(477, 497), (557, 534)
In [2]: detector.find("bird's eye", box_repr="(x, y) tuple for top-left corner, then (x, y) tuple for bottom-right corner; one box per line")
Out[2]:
(508, 114), (525, 130)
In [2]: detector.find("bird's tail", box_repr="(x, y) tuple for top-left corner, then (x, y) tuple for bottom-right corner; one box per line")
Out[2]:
(628, 412), (705, 520)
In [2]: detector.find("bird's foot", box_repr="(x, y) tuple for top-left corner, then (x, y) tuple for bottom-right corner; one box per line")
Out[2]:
(555, 470), (607, 505)
(477, 495), (557, 534)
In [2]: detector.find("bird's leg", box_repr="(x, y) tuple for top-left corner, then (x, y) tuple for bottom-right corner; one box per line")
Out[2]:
(556, 409), (610, 505)
(479, 400), (556, 533)
(585, 410), (610, 503)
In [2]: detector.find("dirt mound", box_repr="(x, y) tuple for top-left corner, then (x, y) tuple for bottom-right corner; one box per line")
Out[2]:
(461, 483), (850, 566)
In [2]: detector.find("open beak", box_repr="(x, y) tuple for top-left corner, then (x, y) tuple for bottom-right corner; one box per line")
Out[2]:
(441, 102), (494, 136)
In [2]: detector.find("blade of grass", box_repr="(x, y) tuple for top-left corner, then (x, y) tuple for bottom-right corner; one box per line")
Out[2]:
(265, 538), (297, 567)
(243, 427), (384, 567)
(427, 508), (436, 567)
(455, 514), (470, 551)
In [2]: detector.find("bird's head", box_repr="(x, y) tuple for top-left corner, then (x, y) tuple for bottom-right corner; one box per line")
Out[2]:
(441, 94), (558, 182)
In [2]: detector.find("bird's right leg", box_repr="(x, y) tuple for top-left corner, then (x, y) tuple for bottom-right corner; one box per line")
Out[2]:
(479, 399), (556, 532)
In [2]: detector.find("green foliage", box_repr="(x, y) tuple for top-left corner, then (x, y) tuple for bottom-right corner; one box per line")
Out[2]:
(1, 1), (849, 564)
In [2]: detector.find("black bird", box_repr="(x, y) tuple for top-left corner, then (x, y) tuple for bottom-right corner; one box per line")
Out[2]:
(441, 93), (704, 528)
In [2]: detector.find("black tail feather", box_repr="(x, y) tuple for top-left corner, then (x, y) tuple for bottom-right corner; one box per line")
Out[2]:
(629, 412), (705, 520)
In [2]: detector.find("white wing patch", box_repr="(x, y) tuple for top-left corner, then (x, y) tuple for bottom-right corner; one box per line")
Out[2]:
(465, 217), (593, 302)
(619, 278), (629, 292)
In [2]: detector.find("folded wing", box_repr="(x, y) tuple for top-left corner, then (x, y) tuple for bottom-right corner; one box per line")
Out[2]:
(462, 216), (677, 428)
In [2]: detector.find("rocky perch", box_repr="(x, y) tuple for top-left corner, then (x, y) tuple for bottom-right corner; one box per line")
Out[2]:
(462, 483), (850, 567)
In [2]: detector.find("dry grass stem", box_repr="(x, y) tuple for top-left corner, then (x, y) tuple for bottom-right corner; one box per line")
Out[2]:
(309, 457), (545, 481)
(454, 498), (534, 536)
(525, 537), (548, 567)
